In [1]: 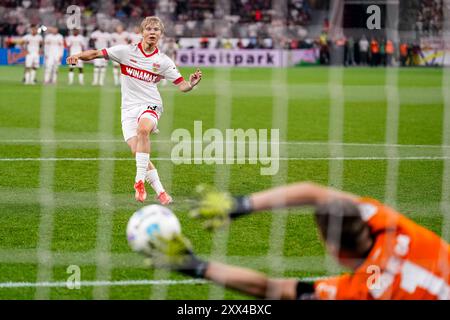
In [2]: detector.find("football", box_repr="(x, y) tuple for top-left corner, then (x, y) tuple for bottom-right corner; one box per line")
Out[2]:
(126, 205), (181, 255)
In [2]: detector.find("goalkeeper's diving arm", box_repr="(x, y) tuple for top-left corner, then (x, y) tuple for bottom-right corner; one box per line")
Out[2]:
(175, 249), (314, 299)
(203, 261), (315, 300)
(231, 182), (358, 218)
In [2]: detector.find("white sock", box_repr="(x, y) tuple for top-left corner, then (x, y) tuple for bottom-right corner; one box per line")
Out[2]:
(135, 152), (150, 183)
(25, 70), (31, 84)
(99, 67), (106, 86)
(52, 66), (58, 83)
(68, 71), (74, 84)
(93, 67), (99, 84)
(146, 169), (165, 195)
(79, 72), (84, 85)
(31, 69), (36, 83)
(44, 66), (51, 83)
(113, 67), (119, 85)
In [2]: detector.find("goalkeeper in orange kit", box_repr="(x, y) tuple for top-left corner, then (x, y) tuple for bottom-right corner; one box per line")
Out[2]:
(145, 182), (450, 300)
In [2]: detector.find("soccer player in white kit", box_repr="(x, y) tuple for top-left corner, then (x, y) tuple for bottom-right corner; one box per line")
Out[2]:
(129, 26), (142, 44)
(22, 25), (42, 85)
(160, 38), (179, 86)
(43, 27), (64, 84)
(66, 28), (86, 85)
(66, 16), (202, 204)
(111, 24), (130, 86)
(90, 27), (110, 86)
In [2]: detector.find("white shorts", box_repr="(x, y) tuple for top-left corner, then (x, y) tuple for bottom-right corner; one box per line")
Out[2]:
(94, 59), (107, 67)
(25, 54), (40, 68)
(45, 55), (61, 67)
(121, 104), (163, 142)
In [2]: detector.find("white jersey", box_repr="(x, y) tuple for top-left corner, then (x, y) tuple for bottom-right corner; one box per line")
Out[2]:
(129, 32), (142, 44)
(359, 39), (369, 52)
(90, 30), (110, 49)
(22, 34), (42, 55)
(44, 33), (64, 57)
(103, 43), (183, 108)
(66, 34), (86, 55)
(111, 31), (130, 46)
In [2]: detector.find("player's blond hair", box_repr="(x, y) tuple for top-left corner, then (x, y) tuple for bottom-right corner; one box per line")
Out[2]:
(140, 16), (165, 34)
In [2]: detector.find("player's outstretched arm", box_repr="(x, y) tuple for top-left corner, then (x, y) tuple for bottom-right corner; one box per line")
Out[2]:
(250, 182), (358, 212)
(177, 68), (202, 92)
(66, 49), (104, 65)
(204, 261), (300, 299)
(190, 182), (358, 229)
(147, 234), (301, 299)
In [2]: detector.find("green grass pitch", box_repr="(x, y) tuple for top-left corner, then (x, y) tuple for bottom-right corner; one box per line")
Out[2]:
(0, 64), (447, 299)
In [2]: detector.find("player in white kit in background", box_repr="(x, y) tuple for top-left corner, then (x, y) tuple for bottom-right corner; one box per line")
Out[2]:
(90, 27), (110, 86)
(66, 16), (202, 205)
(160, 37), (179, 86)
(21, 25), (42, 85)
(111, 24), (130, 86)
(43, 27), (64, 84)
(66, 29), (86, 85)
(129, 26), (142, 44)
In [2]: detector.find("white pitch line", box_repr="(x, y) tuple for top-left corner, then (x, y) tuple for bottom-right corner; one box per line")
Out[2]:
(0, 276), (324, 289)
(0, 279), (208, 289)
(0, 156), (449, 162)
(1, 139), (449, 149)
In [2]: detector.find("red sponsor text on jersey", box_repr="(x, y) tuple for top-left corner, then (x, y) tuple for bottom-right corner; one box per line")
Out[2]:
(120, 64), (162, 83)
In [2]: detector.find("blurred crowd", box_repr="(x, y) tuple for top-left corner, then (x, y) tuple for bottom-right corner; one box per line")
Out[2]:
(0, 0), (311, 39)
(0, 0), (446, 60)
(317, 33), (426, 67)
(416, 0), (444, 36)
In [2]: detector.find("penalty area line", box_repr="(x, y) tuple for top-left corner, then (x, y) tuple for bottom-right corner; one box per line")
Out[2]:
(0, 279), (207, 288)
(0, 139), (449, 149)
(0, 157), (449, 162)
(0, 277), (324, 289)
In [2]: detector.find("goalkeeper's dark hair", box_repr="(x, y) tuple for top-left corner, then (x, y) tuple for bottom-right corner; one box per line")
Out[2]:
(314, 199), (373, 257)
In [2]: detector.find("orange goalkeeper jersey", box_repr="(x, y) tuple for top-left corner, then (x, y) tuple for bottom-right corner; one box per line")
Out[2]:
(314, 198), (450, 300)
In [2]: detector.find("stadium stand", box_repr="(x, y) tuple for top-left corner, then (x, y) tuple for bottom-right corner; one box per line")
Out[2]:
(0, 0), (446, 66)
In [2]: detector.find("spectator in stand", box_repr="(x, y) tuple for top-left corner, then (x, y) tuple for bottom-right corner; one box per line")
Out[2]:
(223, 39), (233, 49)
(318, 31), (329, 65)
(400, 42), (409, 67)
(370, 37), (380, 67)
(199, 36), (209, 49)
(331, 35), (346, 66)
(359, 35), (369, 66)
(290, 38), (299, 50)
(353, 38), (360, 65)
(379, 39), (386, 66)
(412, 43), (422, 66)
(407, 43), (414, 66)
(385, 39), (395, 67)
(236, 39), (244, 49)
(256, 37), (266, 49)
(215, 38), (223, 49)
(345, 36), (354, 67)
(246, 38), (257, 49)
